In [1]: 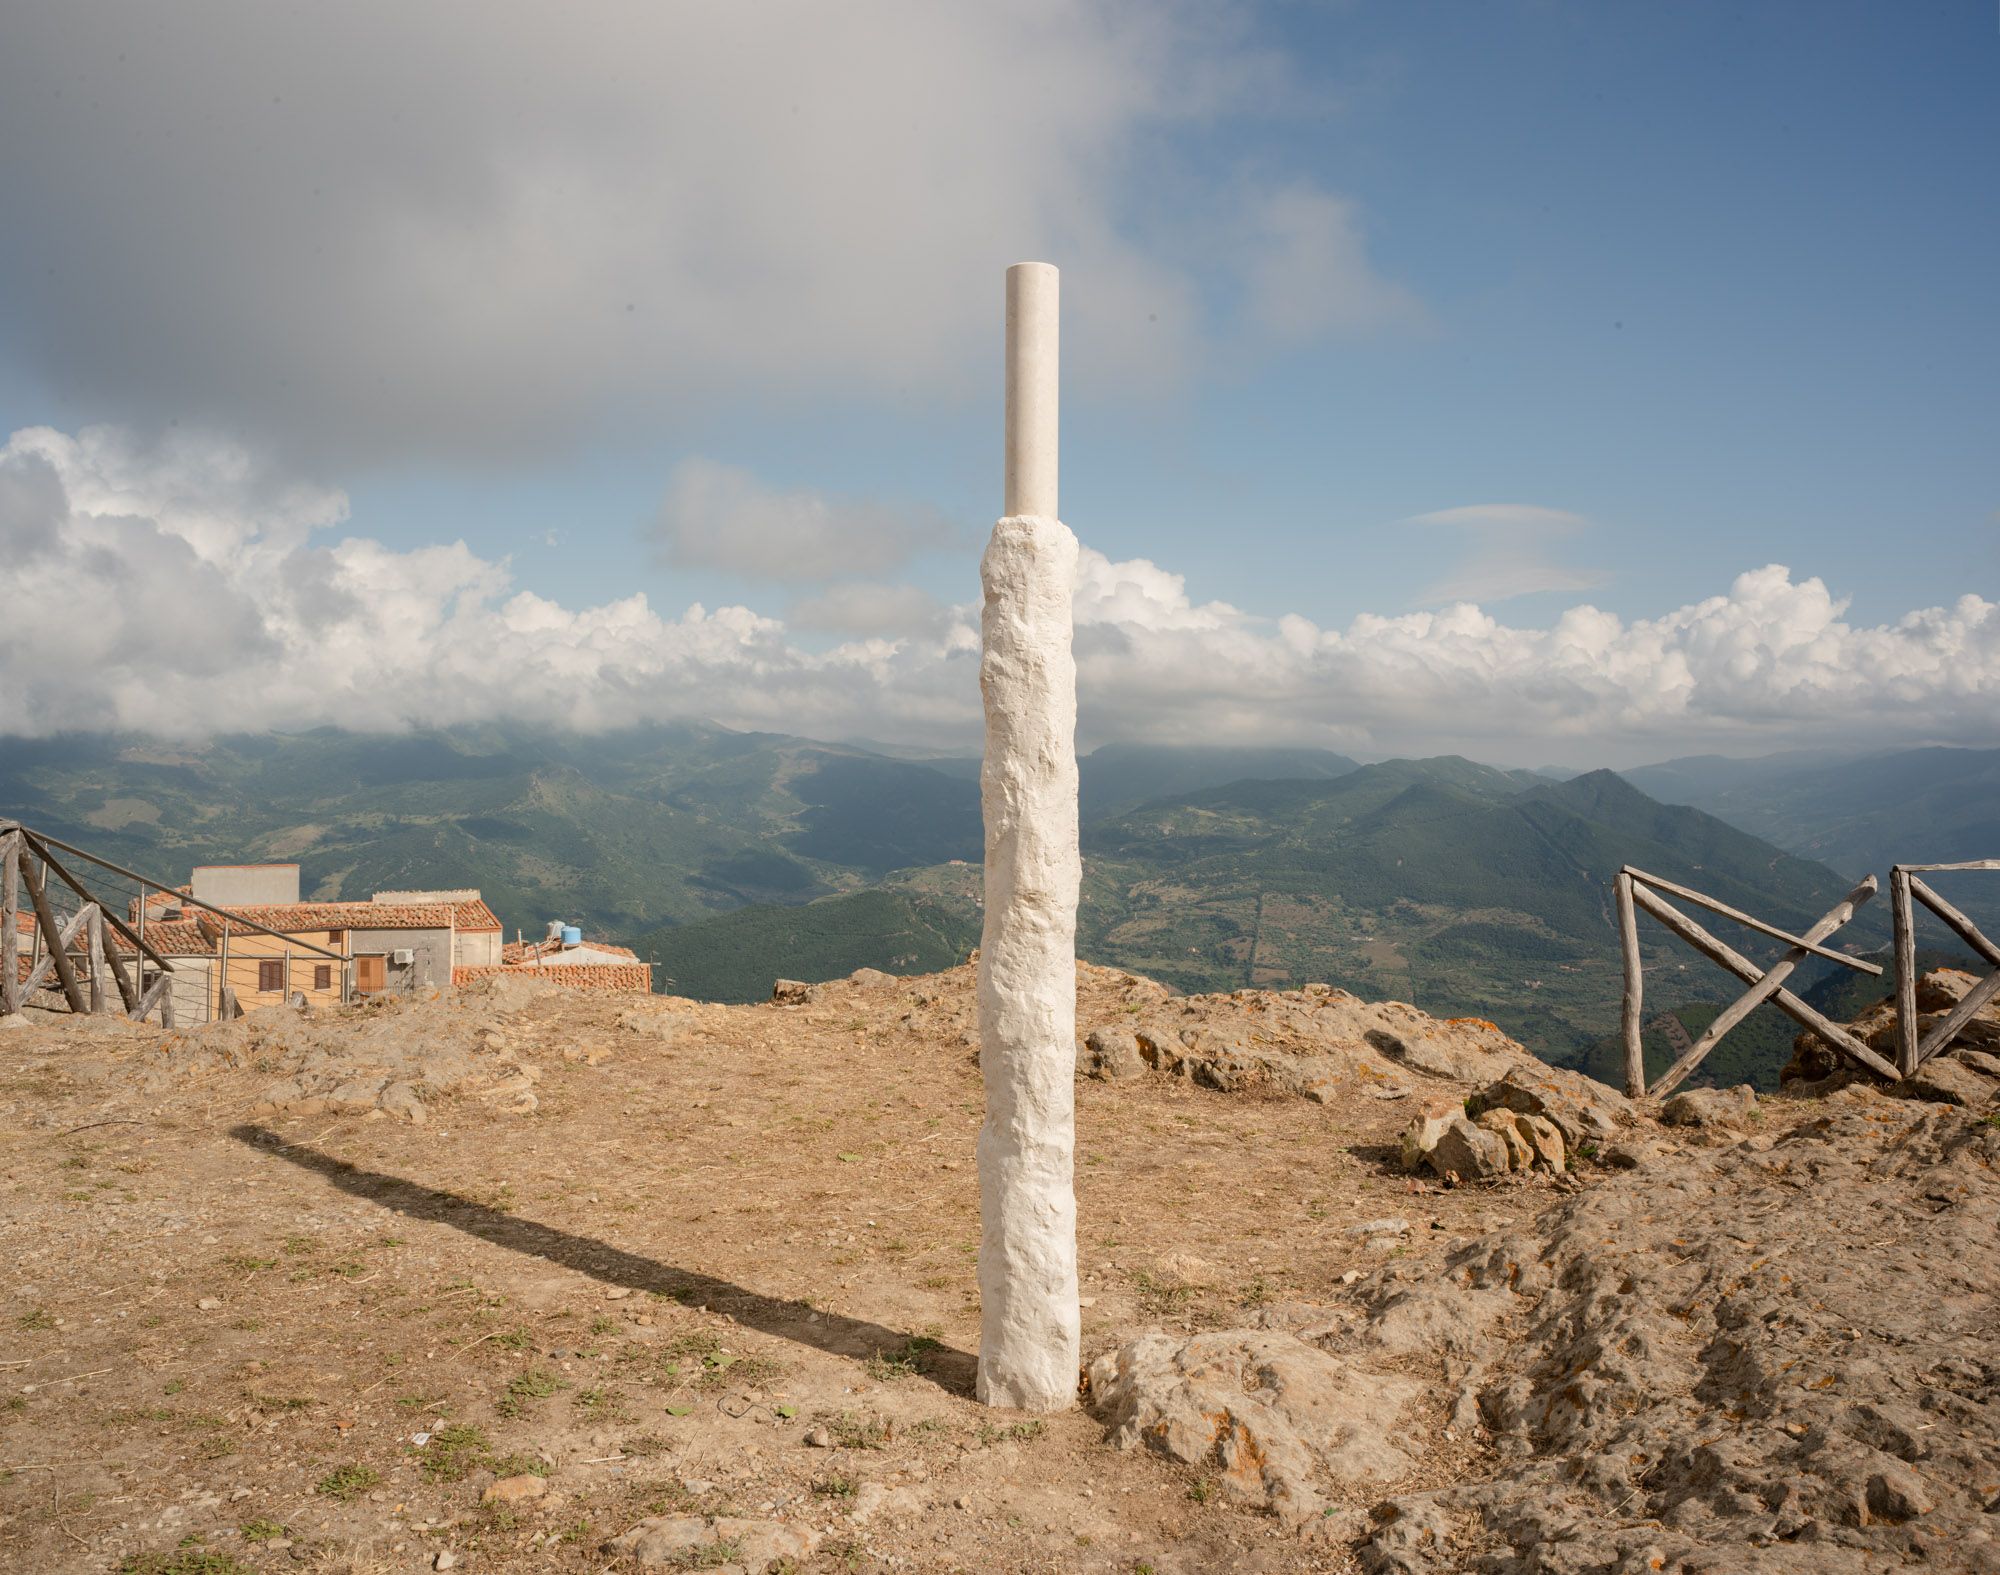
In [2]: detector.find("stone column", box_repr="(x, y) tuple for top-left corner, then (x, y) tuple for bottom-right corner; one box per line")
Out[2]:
(976, 261), (1081, 1411)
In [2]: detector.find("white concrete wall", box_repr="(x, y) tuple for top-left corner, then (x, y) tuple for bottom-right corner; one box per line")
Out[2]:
(191, 865), (300, 907)
(455, 930), (503, 968)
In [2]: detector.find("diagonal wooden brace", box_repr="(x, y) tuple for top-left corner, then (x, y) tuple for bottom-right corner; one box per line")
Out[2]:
(1915, 968), (2000, 1069)
(1629, 881), (1898, 1091)
(22, 856), (88, 1014)
(19, 903), (91, 1007)
(1642, 875), (1876, 1101)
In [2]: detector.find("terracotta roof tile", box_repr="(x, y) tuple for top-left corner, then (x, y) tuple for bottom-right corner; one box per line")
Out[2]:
(110, 919), (215, 956)
(209, 902), (455, 935)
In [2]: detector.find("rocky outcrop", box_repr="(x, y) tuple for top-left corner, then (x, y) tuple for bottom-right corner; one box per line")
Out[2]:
(1077, 1025), (1147, 1081)
(1784, 967), (2000, 1084)
(1400, 1064), (1628, 1180)
(1082, 982), (1541, 1106)
(1354, 1094), (2000, 1572)
(1089, 1329), (1422, 1525)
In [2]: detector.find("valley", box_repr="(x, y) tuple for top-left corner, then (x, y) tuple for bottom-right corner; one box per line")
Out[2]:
(3, 728), (1986, 1089)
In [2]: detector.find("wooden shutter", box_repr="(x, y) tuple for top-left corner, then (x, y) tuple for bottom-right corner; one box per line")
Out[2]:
(314, 964), (332, 990)
(356, 955), (386, 993)
(258, 960), (283, 992)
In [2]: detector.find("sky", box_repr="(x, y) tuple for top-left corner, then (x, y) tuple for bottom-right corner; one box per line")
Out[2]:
(0, 0), (1994, 766)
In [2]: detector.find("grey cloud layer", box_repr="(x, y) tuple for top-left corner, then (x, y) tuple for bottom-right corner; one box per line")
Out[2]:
(3, 425), (1994, 766)
(0, 2), (1407, 462)
(652, 460), (954, 582)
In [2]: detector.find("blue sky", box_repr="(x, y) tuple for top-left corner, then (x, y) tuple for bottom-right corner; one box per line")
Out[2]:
(335, 1), (1997, 627)
(0, 2), (1993, 761)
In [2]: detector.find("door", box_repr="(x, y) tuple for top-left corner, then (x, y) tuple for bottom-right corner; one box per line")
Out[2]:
(355, 955), (386, 994)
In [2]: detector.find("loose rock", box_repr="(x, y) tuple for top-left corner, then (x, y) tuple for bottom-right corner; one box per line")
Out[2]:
(1427, 1117), (1509, 1182)
(482, 1474), (547, 1505)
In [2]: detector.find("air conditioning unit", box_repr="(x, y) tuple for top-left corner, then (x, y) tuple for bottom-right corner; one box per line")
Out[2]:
(392, 948), (415, 965)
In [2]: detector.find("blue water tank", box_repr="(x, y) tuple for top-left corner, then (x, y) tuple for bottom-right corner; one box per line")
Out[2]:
(560, 925), (582, 948)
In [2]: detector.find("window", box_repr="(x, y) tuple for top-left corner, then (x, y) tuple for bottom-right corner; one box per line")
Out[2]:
(257, 960), (283, 992)
(314, 964), (332, 990)
(355, 955), (386, 993)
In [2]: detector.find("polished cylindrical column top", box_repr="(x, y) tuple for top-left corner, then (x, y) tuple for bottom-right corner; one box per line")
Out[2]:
(1004, 261), (1058, 519)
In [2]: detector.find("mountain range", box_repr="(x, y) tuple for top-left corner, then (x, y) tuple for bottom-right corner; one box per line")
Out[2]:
(2, 727), (1988, 1085)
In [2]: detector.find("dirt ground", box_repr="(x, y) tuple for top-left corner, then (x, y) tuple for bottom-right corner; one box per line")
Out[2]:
(0, 959), (1566, 1575)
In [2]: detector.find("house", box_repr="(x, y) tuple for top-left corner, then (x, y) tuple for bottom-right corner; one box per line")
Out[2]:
(369, 889), (504, 969)
(220, 902), (455, 1002)
(118, 859), (465, 1020)
(121, 863), (648, 1009)
(466, 924), (653, 994)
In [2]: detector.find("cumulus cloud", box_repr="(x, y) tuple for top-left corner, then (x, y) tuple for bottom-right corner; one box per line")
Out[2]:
(1408, 502), (1609, 604)
(0, 2), (1414, 463)
(653, 460), (952, 582)
(3, 425), (1995, 765)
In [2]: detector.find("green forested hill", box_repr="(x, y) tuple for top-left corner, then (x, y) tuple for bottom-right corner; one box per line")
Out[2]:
(2, 726), (1942, 1085)
(634, 889), (978, 1004)
(1044, 762), (1881, 1068)
(0, 725), (977, 939)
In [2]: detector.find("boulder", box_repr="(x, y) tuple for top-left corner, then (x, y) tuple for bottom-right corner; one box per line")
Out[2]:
(1473, 1108), (1534, 1171)
(1469, 1065), (1633, 1150)
(1917, 968), (1981, 1013)
(1427, 1117), (1510, 1182)
(1787, 970), (2000, 1083)
(617, 1007), (690, 1041)
(1659, 1084), (1757, 1128)
(378, 1080), (428, 1125)
(606, 1514), (821, 1569)
(1078, 1026), (1146, 1081)
(770, 979), (814, 1006)
(1089, 1329), (1421, 1525)
(847, 967), (894, 987)
(1399, 1099), (1461, 1172)
(1514, 1111), (1566, 1172)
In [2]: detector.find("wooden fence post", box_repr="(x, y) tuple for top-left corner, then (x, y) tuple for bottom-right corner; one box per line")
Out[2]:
(1615, 870), (1644, 1096)
(87, 905), (110, 1014)
(1891, 867), (1918, 1077)
(0, 830), (18, 1016)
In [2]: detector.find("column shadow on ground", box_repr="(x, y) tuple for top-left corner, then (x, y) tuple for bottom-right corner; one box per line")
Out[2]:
(228, 1123), (974, 1398)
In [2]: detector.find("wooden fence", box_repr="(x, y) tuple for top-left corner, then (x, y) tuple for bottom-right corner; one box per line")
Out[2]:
(1616, 859), (1998, 1101)
(1891, 861), (2000, 1075)
(1615, 865), (1890, 1100)
(0, 820), (348, 1025)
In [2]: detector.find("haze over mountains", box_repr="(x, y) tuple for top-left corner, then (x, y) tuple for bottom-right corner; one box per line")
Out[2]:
(2, 727), (1987, 1086)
